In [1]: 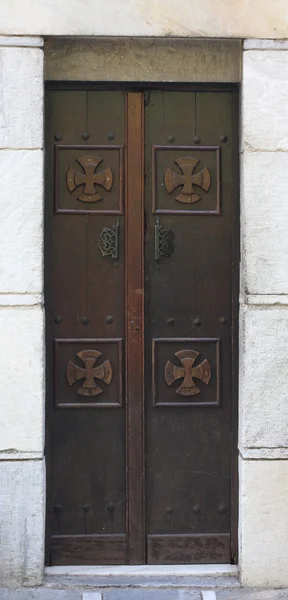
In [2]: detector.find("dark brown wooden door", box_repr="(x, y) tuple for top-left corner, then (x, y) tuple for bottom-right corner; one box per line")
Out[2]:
(144, 90), (238, 564)
(45, 86), (238, 566)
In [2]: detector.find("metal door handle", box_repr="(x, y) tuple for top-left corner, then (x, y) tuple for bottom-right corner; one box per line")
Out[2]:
(155, 218), (174, 260)
(99, 217), (119, 259)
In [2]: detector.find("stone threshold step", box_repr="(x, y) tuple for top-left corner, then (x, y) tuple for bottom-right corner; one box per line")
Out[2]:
(46, 565), (238, 577)
(45, 564), (238, 578)
(45, 565), (239, 590)
(44, 575), (240, 589)
(44, 565), (239, 591)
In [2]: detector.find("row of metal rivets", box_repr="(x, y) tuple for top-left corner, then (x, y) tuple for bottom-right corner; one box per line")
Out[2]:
(54, 503), (227, 515)
(54, 132), (227, 144)
(54, 316), (228, 326)
(54, 504), (115, 514)
(166, 317), (228, 326)
(54, 315), (114, 325)
(168, 135), (228, 144)
(167, 504), (228, 514)
(54, 132), (116, 142)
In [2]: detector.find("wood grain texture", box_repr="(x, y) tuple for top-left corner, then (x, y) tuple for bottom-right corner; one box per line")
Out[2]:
(45, 89), (126, 565)
(51, 534), (126, 565)
(145, 89), (238, 563)
(125, 92), (145, 564)
(147, 534), (230, 564)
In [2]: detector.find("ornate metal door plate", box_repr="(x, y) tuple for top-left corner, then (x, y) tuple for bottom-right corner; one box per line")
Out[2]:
(99, 217), (120, 259)
(155, 218), (174, 260)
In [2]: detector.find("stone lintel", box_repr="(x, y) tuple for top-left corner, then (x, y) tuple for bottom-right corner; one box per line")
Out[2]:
(44, 38), (242, 82)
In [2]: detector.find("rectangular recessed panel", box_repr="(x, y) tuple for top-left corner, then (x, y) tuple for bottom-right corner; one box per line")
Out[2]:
(55, 144), (124, 214)
(147, 534), (230, 564)
(152, 337), (220, 407)
(54, 338), (123, 408)
(152, 145), (221, 215)
(50, 534), (126, 565)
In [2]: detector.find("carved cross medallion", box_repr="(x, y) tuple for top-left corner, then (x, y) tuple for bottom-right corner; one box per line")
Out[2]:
(66, 349), (112, 396)
(67, 156), (113, 203)
(165, 156), (211, 204)
(165, 349), (211, 396)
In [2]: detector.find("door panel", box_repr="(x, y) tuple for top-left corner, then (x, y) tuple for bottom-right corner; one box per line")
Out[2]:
(45, 90), (127, 565)
(45, 86), (238, 566)
(144, 90), (237, 563)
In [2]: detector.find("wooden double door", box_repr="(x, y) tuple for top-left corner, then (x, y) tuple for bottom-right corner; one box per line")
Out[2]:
(45, 85), (238, 566)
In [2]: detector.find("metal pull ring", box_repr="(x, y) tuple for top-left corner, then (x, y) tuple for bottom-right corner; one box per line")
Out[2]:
(99, 217), (119, 259)
(155, 218), (174, 260)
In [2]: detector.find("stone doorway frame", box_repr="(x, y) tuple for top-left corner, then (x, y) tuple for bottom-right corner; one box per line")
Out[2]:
(0, 36), (288, 589)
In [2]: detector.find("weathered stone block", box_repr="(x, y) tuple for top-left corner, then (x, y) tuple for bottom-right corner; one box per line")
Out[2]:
(241, 152), (288, 295)
(239, 457), (288, 587)
(0, 459), (45, 586)
(0, 150), (43, 293)
(0, 47), (43, 148)
(0, 36), (43, 47)
(243, 51), (288, 151)
(239, 305), (288, 450)
(244, 39), (288, 50)
(0, 307), (44, 454)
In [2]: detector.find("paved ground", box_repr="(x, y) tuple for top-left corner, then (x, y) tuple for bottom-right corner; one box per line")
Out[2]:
(1, 585), (288, 599)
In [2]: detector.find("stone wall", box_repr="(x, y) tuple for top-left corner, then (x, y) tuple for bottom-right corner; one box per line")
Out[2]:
(239, 39), (288, 587)
(0, 37), (45, 586)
